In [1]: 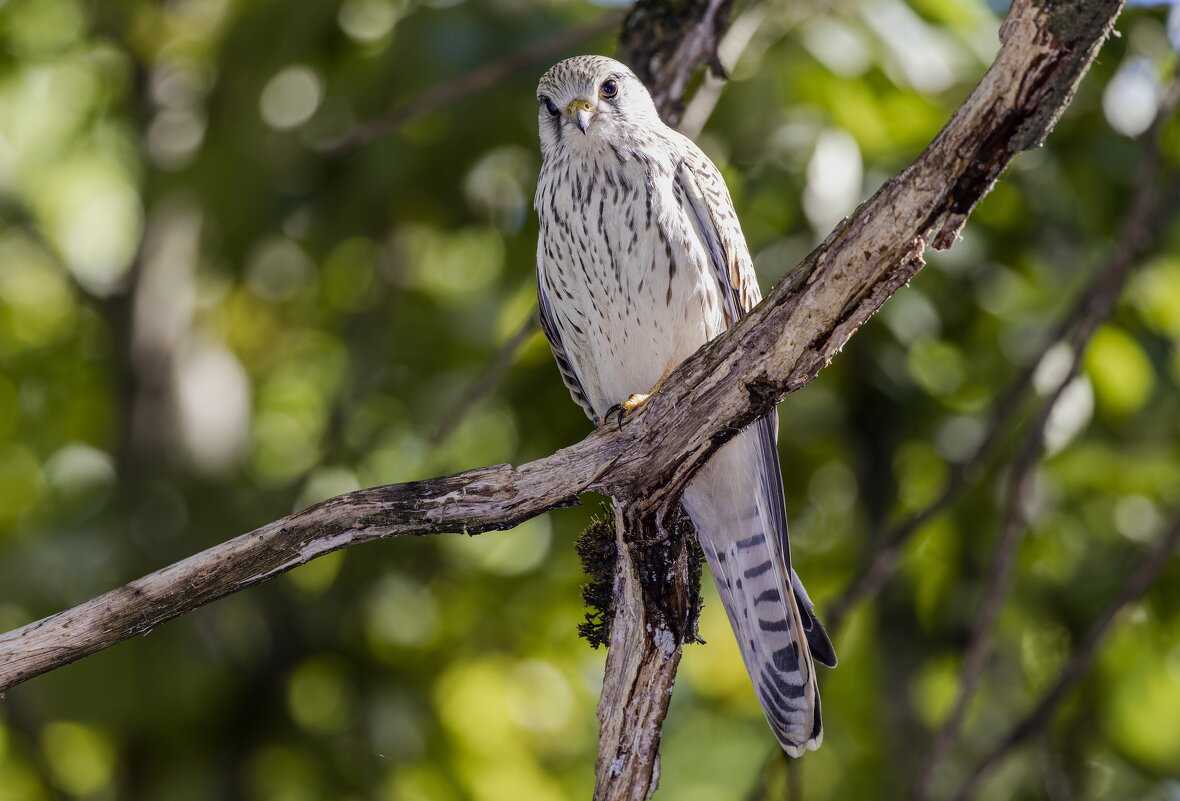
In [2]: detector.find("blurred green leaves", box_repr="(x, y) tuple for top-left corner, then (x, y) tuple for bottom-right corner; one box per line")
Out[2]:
(0, 236), (78, 357)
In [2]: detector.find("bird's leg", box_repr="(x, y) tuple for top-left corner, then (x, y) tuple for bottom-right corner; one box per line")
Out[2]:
(599, 366), (675, 430)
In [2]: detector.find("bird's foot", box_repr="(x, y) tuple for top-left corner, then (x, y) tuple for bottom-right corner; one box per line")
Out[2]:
(599, 393), (651, 430)
(596, 368), (674, 429)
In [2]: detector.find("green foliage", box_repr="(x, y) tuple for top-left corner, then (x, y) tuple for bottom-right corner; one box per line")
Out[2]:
(1, 0), (1180, 799)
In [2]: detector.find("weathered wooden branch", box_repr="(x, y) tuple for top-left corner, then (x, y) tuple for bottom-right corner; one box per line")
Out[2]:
(618, 0), (736, 126)
(0, 2), (1122, 799)
(593, 501), (699, 801)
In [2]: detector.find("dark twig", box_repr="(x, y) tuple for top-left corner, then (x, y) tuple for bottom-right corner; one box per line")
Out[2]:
(909, 72), (1180, 801)
(744, 749), (778, 801)
(787, 755), (803, 801)
(429, 312), (539, 446)
(948, 508), (1180, 801)
(1039, 741), (1074, 801)
(826, 263), (1141, 634)
(744, 749), (792, 801)
(322, 13), (624, 154)
(825, 242), (1097, 634)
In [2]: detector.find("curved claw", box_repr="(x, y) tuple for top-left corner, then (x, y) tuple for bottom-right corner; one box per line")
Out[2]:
(599, 393), (651, 430)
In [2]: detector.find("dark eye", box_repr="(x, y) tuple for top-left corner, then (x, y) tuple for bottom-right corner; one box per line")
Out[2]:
(600, 79), (618, 98)
(543, 97), (559, 116)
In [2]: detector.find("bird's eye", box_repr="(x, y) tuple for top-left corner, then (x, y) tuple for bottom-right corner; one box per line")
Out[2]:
(543, 98), (559, 116)
(600, 79), (618, 98)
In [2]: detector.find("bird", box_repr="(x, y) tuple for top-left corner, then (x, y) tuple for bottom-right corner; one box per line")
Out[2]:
(533, 55), (838, 756)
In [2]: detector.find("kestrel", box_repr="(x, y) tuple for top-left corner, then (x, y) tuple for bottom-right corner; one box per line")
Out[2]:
(534, 55), (838, 755)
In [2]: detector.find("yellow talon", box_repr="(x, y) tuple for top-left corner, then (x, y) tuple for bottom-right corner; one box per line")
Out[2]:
(599, 367), (674, 429)
(621, 393), (651, 413)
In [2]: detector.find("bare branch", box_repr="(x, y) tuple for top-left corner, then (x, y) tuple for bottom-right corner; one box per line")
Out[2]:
(0, 465), (582, 692)
(322, 13), (624, 154)
(595, 6), (1123, 791)
(0, 3), (1123, 749)
(593, 501), (699, 800)
(947, 507), (1180, 801)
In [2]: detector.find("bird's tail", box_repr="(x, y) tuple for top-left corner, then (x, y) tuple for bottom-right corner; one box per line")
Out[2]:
(681, 415), (836, 756)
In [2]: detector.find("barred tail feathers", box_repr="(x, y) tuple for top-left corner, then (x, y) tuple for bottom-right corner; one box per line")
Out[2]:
(681, 418), (827, 756)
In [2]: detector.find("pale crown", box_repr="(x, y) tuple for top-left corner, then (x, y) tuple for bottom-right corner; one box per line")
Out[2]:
(535, 55), (662, 158)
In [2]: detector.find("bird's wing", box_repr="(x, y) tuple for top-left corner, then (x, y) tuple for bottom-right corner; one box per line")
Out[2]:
(674, 141), (836, 756)
(537, 272), (597, 423)
(673, 141), (761, 325)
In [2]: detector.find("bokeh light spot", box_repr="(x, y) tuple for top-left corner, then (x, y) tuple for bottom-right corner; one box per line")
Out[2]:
(0, 445), (44, 528)
(260, 66), (323, 130)
(1103, 56), (1161, 137)
(338, 0), (402, 42)
(365, 574), (441, 654)
(41, 721), (116, 796)
(442, 516), (551, 576)
(1085, 325), (1154, 416)
(287, 655), (356, 735)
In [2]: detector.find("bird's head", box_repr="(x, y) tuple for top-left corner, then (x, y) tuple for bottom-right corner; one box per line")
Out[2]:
(536, 55), (659, 155)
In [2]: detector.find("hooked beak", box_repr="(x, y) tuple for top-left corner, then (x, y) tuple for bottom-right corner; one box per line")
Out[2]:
(565, 98), (596, 134)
